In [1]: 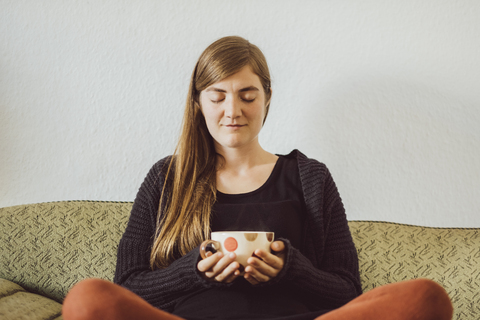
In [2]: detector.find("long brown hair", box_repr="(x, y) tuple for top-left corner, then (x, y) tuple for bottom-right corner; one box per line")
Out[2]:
(150, 36), (272, 269)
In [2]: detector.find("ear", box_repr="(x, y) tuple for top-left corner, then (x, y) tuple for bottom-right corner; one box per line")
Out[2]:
(194, 91), (204, 113)
(262, 88), (272, 125)
(265, 87), (272, 107)
(194, 100), (204, 116)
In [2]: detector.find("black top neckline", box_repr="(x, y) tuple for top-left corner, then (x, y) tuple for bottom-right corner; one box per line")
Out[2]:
(216, 156), (283, 198)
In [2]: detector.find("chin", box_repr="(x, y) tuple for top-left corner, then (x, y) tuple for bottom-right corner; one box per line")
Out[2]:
(216, 139), (248, 150)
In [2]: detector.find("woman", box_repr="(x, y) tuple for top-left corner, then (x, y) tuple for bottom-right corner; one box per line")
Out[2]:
(63, 36), (453, 320)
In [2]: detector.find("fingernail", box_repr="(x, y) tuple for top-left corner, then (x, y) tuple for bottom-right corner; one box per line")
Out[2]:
(229, 253), (235, 259)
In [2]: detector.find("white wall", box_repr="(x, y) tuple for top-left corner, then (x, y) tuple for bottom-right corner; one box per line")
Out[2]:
(1, 1), (479, 227)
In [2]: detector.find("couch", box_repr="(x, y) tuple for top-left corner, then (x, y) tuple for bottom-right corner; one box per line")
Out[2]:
(1, 201), (478, 319)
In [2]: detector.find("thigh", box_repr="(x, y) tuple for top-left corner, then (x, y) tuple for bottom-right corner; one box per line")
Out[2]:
(62, 278), (185, 320)
(315, 279), (453, 320)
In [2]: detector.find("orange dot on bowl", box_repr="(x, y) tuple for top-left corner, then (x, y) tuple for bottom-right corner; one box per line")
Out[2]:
(224, 237), (238, 252)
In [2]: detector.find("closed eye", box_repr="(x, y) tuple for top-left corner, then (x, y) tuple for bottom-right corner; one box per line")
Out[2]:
(242, 98), (255, 103)
(211, 99), (225, 104)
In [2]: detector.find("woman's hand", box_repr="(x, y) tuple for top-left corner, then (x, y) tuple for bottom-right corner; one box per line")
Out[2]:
(244, 241), (285, 285)
(197, 251), (241, 283)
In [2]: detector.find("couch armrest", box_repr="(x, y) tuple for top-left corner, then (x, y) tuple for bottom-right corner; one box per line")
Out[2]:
(0, 278), (62, 320)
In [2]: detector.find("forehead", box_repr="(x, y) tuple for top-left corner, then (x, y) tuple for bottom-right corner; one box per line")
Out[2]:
(205, 65), (262, 91)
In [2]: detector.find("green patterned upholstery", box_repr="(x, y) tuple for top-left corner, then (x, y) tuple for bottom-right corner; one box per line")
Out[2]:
(0, 279), (62, 320)
(349, 221), (480, 319)
(0, 201), (131, 320)
(1, 201), (479, 319)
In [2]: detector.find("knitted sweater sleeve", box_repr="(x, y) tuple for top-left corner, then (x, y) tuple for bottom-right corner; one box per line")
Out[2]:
(273, 153), (362, 310)
(113, 158), (210, 312)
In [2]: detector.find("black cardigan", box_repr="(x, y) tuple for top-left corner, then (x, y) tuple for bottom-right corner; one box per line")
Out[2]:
(114, 150), (362, 313)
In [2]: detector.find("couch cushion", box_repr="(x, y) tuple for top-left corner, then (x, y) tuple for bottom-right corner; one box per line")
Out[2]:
(0, 201), (132, 303)
(349, 220), (480, 320)
(0, 278), (62, 320)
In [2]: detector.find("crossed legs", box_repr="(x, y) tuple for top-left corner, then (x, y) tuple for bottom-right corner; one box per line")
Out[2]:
(63, 278), (453, 320)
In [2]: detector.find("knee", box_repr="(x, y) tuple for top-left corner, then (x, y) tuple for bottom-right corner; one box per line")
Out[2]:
(62, 278), (118, 320)
(409, 279), (453, 320)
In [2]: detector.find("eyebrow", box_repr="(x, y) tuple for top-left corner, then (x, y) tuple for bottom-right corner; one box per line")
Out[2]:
(205, 86), (260, 93)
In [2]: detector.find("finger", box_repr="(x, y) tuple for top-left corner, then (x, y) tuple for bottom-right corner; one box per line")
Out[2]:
(244, 272), (260, 285)
(205, 252), (237, 278)
(251, 249), (284, 271)
(224, 271), (240, 284)
(247, 256), (278, 279)
(215, 261), (240, 283)
(197, 251), (224, 273)
(244, 265), (270, 283)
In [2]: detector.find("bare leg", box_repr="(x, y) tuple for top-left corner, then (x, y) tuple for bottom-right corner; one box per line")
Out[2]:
(62, 278), (185, 320)
(316, 279), (453, 320)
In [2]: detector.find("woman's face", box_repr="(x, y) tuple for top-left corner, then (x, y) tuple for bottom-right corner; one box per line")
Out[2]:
(199, 65), (270, 153)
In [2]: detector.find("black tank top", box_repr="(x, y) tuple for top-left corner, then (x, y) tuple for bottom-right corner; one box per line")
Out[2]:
(173, 155), (327, 319)
(211, 154), (305, 249)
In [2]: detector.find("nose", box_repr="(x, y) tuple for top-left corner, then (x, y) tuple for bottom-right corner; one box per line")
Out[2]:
(224, 97), (242, 119)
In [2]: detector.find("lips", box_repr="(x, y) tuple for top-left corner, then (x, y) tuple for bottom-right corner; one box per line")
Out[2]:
(225, 124), (245, 129)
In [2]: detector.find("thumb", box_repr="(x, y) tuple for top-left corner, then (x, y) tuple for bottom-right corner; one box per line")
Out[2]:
(271, 241), (285, 253)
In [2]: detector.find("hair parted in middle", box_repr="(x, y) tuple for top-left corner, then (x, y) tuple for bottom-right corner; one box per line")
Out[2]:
(150, 36), (272, 269)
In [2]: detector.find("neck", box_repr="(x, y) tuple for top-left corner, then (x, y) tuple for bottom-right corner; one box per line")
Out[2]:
(215, 142), (274, 172)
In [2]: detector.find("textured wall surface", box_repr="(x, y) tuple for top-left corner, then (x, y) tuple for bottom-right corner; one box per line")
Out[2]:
(1, 1), (479, 227)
